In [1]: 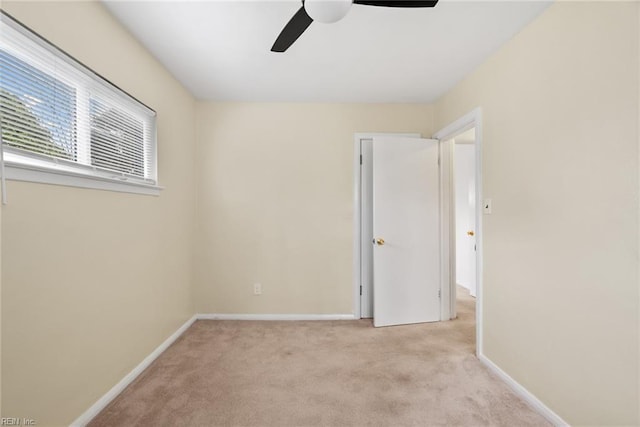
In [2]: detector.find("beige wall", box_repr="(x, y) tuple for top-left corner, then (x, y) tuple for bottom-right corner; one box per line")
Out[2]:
(435, 2), (639, 425)
(194, 103), (433, 314)
(1, 1), (197, 425)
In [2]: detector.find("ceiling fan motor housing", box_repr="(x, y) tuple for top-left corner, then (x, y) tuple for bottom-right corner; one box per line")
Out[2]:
(304, 0), (353, 23)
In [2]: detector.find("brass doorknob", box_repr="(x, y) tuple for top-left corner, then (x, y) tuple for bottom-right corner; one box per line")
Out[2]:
(467, 231), (475, 236)
(375, 238), (385, 246)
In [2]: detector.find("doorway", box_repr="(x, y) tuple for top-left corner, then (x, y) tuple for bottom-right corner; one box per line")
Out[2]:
(433, 107), (483, 356)
(354, 133), (441, 327)
(352, 111), (482, 345)
(354, 134), (450, 326)
(353, 133), (420, 320)
(454, 128), (477, 298)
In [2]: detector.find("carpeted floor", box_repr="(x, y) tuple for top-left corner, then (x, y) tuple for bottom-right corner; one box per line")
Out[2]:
(89, 288), (549, 426)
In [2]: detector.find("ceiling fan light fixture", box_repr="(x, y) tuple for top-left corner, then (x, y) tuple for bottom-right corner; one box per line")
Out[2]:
(304, 0), (353, 24)
(271, 0), (439, 52)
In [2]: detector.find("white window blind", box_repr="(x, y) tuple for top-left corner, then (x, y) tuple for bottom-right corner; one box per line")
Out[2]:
(0, 11), (158, 193)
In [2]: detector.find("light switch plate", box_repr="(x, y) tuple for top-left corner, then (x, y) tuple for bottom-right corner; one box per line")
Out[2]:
(483, 199), (492, 214)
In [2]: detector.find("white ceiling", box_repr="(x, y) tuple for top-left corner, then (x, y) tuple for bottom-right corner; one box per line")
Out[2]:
(103, 0), (551, 103)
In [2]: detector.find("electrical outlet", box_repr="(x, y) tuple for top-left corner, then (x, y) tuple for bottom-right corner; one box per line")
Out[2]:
(253, 283), (262, 295)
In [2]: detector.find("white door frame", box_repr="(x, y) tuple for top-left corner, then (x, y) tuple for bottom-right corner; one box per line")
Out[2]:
(433, 107), (483, 357)
(352, 133), (420, 320)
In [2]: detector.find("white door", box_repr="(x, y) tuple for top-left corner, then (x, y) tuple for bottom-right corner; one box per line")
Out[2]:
(372, 137), (441, 327)
(454, 143), (477, 296)
(359, 133), (421, 319)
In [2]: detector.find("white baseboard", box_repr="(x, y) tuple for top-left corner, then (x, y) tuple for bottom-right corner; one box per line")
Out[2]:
(479, 353), (569, 427)
(69, 313), (355, 425)
(68, 313), (354, 425)
(68, 315), (564, 427)
(70, 315), (198, 427)
(196, 313), (356, 321)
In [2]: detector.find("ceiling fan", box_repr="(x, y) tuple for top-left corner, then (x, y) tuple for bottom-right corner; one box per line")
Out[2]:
(271, 0), (439, 53)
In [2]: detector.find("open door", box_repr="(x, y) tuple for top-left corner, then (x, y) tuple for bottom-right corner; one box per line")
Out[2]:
(454, 142), (477, 297)
(372, 137), (441, 327)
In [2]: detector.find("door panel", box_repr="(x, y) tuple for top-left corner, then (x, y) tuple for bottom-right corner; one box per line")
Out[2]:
(360, 133), (420, 319)
(373, 137), (441, 327)
(454, 143), (476, 295)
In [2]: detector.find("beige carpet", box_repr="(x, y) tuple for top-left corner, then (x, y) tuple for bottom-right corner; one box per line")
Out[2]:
(90, 288), (549, 426)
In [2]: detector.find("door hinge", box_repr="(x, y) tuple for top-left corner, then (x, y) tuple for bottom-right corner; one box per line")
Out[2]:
(360, 285), (363, 296)
(438, 290), (441, 298)
(360, 154), (363, 165)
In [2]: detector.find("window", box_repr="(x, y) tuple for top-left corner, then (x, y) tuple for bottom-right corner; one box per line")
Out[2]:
(0, 12), (159, 195)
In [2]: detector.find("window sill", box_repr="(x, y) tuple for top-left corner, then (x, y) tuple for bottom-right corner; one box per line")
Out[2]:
(5, 161), (163, 196)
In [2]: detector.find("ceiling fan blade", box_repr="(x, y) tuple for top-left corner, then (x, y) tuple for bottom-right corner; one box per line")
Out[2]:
(353, 0), (438, 7)
(271, 6), (314, 53)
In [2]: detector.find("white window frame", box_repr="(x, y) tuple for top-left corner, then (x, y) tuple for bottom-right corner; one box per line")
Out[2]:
(0, 11), (161, 196)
